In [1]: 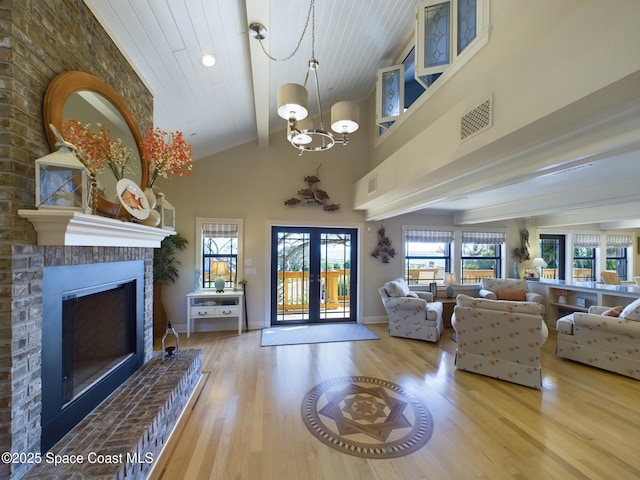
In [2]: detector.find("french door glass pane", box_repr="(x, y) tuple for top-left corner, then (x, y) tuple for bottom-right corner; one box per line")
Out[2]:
(320, 233), (352, 320)
(275, 231), (311, 322)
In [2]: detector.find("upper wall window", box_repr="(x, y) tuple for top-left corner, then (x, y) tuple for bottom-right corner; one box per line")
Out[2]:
(376, 0), (488, 134)
(416, 0), (477, 86)
(376, 65), (405, 132)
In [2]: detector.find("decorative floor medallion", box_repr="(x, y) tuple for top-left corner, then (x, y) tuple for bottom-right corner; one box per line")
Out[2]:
(301, 376), (434, 459)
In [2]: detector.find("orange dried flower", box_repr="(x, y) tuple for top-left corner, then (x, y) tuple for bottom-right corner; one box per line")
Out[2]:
(140, 127), (192, 187)
(61, 119), (136, 180)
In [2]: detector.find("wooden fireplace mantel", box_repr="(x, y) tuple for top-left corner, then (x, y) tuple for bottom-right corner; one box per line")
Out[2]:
(18, 209), (174, 247)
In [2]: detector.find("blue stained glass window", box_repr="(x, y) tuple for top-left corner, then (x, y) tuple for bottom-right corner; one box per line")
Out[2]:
(424, 3), (450, 68)
(458, 0), (477, 54)
(382, 69), (401, 118)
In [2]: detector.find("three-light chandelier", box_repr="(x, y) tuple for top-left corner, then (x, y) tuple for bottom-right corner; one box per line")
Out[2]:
(250, 0), (359, 155)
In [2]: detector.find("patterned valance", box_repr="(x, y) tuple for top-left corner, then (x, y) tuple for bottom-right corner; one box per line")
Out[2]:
(404, 229), (455, 244)
(201, 223), (238, 238)
(461, 231), (506, 244)
(606, 234), (633, 248)
(573, 233), (600, 248)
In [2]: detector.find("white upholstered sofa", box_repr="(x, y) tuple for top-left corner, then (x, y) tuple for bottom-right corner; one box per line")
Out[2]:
(379, 278), (443, 342)
(556, 298), (640, 380)
(479, 278), (546, 316)
(452, 294), (549, 389)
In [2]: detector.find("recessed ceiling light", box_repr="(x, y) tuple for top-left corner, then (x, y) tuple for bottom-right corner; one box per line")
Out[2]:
(200, 53), (216, 67)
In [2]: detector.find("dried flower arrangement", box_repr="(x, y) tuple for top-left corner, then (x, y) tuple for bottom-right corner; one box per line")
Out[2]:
(61, 119), (136, 180)
(139, 127), (192, 187)
(284, 168), (340, 212)
(371, 226), (395, 263)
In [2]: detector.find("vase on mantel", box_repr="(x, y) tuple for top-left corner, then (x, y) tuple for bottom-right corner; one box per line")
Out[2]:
(144, 187), (157, 209)
(142, 187), (161, 226)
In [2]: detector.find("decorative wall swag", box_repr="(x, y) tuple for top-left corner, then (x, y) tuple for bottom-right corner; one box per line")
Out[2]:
(514, 228), (530, 262)
(371, 226), (395, 263)
(284, 165), (340, 211)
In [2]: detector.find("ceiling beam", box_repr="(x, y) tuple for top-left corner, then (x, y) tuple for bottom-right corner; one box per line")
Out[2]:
(533, 201), (640, 229)
(245, 0), (270, 148)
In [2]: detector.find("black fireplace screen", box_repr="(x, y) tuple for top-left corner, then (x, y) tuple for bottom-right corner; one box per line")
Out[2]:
(61, 282), (135, 405)
(41, 260), (144, 453)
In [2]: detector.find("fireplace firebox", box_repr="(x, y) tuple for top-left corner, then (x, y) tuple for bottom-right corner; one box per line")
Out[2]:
(41, 260), (145, 452)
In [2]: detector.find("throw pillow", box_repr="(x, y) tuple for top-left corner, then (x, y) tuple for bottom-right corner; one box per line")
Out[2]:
(497, 289), (526, 301)
(406, 292), (419, 298)
(619, 298), (640, 321)
(602, 306), (623, 317)
(384, 278), (410, 297)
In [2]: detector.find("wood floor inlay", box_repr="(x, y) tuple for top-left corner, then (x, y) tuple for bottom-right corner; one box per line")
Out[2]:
(149, 325), (640, 480)
(301, 376), (434, 458)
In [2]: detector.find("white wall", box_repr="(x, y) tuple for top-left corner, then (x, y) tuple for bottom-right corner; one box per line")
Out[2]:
(156, 120), (527, 331)
(156, 111), (371, 332)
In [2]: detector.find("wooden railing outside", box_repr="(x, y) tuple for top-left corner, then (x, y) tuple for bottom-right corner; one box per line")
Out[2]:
(540, 268), (594, 281)
(277, 269), (350, 311)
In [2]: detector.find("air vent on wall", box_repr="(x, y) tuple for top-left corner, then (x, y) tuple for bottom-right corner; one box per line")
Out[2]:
(460, 97), (492, 142)
(368, 176), (377, 195)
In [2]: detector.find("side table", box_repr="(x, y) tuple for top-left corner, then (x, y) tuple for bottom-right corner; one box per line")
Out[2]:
(185, 290), (244, 337)
(438, 297), (457, 328)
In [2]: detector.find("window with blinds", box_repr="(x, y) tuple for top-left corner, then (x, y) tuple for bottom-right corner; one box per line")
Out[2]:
(572, 234), (599, 282)
(196, 218), (243, 290)
(606, 234), (633, 281)
(460, 230), (505, 284)
(403, 228), (453, 284)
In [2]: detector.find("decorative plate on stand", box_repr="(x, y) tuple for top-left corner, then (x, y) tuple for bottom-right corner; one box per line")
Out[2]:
(116, 179), (150, 220)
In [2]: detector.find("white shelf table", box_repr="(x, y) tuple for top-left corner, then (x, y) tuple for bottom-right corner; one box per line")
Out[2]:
(185, 290), (244, 337)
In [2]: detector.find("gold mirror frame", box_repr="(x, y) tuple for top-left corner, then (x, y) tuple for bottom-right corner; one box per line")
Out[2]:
(43, 71), (149, 217)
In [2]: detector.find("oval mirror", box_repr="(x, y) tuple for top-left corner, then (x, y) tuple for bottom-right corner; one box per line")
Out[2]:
(43, 71), (149, 217)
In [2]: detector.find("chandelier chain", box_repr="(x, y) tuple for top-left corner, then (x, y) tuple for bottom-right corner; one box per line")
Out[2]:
(256, 0), (316, 63)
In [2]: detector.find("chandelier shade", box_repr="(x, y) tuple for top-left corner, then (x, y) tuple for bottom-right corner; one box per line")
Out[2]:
(287, 118), (313, 145)
(277, 83), (308, 121)
(252, 0), (359, 154)
(331, 101), (360, 134)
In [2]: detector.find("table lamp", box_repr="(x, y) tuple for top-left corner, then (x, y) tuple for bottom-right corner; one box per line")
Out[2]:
(444, 273), (458, 298)
(530, 257), (547, 279)
(210, 261), (229, 292)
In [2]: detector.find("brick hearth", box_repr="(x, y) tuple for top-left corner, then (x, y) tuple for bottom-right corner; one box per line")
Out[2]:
(23, 349), (202, 480)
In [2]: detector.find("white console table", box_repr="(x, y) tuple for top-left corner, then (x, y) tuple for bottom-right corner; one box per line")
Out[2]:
(185, 290), (244, 337)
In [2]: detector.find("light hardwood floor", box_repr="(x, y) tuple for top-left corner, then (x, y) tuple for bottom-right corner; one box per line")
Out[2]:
(149, 324), (640, 480)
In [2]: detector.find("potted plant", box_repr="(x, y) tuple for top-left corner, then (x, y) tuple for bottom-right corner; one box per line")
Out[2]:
(153, 233), (188, 337)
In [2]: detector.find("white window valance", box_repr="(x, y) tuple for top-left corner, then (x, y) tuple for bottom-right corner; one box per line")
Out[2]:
(606, 234), (633, 248)
(202, 223), (238, 237)
(405, 229), (454, 244)
(573, 233), (600, 248)
(461, 231), (506, 244)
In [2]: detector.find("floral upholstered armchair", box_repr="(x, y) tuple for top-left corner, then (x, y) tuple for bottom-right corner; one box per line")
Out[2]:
(556, 298), (640, 380)
(379, 278), (443, 342)
(452, 294), (548, 389)
(479, 278), (545, 316)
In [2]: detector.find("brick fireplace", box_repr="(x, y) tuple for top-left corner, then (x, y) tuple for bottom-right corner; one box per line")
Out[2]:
(5, 245), (155, 478)
(0, 2), (191, 478)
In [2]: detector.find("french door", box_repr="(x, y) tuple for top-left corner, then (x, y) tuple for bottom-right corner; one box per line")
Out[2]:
(271, 226), (357, 326)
